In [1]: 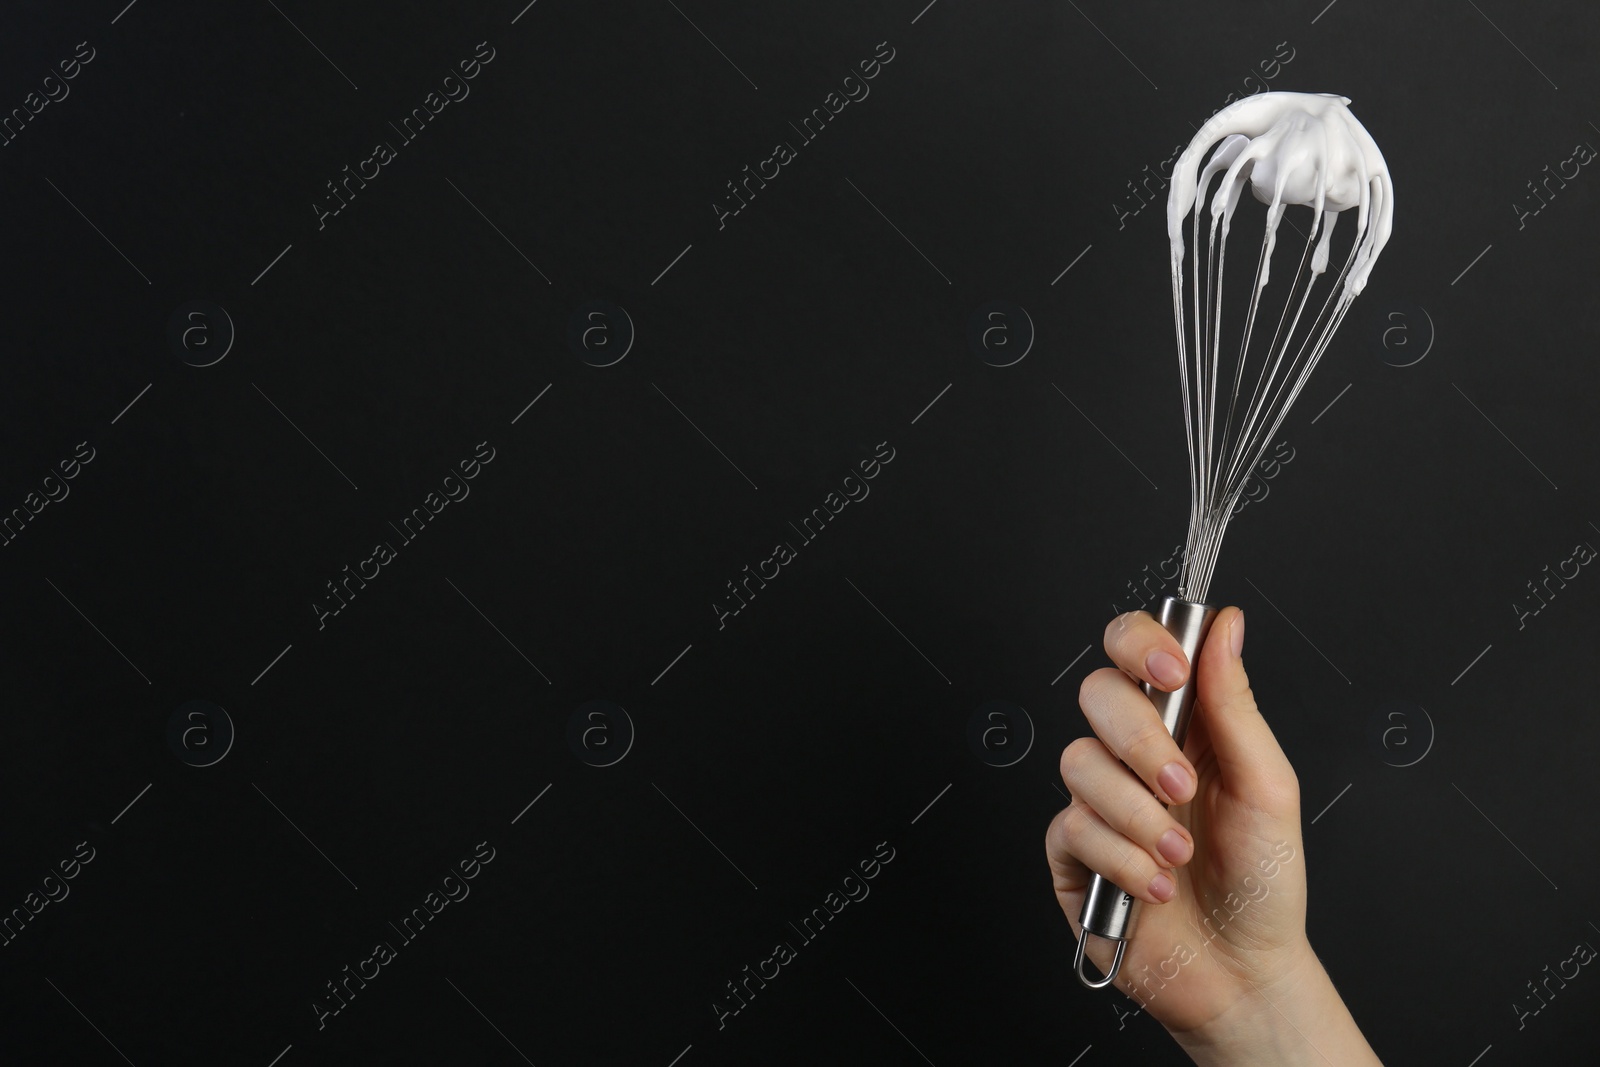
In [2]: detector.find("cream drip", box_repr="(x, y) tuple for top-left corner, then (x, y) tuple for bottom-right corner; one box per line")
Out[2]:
(1167, 91), (1394, 295)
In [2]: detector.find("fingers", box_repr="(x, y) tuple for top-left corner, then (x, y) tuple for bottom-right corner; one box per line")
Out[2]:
(1043, 807), (1091, 896)
(1192, 606), (1300, 811)
(1061, 735), (1194, 872)
(1105, 610), (1191, 692)
(1044, 794), (1180, 906)
(1078, 666), (1198, 806)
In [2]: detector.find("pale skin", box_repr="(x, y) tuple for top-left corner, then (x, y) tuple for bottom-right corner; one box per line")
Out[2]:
(1045, 607), (1384, 1065)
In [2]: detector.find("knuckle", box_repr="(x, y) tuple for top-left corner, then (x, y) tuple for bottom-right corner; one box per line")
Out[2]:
(1123, 718), (1174, 768)
(1076, 669), (1100, 709)
(1213, 684), (1260, 722)
(1078, 667), (1118, 710)
(1104, 610), (1149, 653)
(1105, 609), (1143, 642)
(1045, 809), (1066, 854)
(1101, 617), (1126, 660)
(1059, 737), (1097, 784)
(1109, 847), (1154, 894)
(1125, 795), (1170, 844)
(1061, 801), (1093, 843)
(1060, 802), (1150, 892)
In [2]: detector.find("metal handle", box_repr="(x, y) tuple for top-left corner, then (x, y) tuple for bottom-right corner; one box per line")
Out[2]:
(1074, 595), (1218, 989)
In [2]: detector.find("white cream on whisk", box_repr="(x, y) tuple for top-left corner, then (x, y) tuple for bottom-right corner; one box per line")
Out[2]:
(1167, 91), (1394, 295)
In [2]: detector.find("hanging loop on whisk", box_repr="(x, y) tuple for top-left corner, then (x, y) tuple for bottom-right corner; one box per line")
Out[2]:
(1073, 928), (1127, 988)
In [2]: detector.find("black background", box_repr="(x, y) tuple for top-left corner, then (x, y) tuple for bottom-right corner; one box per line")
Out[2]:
(1, 1), (1597, 1063)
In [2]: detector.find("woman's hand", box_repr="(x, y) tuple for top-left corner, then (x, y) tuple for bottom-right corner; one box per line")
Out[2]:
(1044, 607), (1382, 1064)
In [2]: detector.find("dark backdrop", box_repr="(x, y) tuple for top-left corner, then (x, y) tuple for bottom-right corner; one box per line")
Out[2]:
(1, 1), (1596, 1063)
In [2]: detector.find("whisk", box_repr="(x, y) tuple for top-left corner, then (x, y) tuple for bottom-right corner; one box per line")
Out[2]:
(1074, 91), (1394, 989)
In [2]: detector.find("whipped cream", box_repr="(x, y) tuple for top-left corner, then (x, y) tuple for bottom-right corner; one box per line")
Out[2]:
(1167, 91), (1393, 295)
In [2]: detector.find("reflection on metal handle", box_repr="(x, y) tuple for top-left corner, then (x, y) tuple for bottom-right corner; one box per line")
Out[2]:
(1074, 595), (1218, 990)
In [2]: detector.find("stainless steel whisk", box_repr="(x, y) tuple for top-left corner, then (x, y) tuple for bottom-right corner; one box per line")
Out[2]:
(1074, 92), (1394, 989)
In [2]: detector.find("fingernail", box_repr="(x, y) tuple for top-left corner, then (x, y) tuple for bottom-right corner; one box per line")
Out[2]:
(1147, 650), (1186, 689)
(1158, 762), (1193, 803)
(1158, 828), (1192, 865)
(1231, 610), (1245, 658)
(1149, 871), (1176, 902)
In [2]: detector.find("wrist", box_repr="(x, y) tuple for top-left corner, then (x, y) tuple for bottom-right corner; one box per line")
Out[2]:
(1168, 941), (1381, 1066)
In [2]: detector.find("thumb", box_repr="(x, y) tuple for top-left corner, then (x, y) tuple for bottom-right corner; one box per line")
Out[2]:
(1192, 607), (1299, 814)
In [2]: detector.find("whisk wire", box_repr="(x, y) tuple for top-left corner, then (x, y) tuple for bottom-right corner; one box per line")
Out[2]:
(1174, 150), (1375, 603)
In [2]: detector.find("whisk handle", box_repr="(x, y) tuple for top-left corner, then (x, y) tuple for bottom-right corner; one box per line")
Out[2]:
(1073, 595), (1219, 989)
